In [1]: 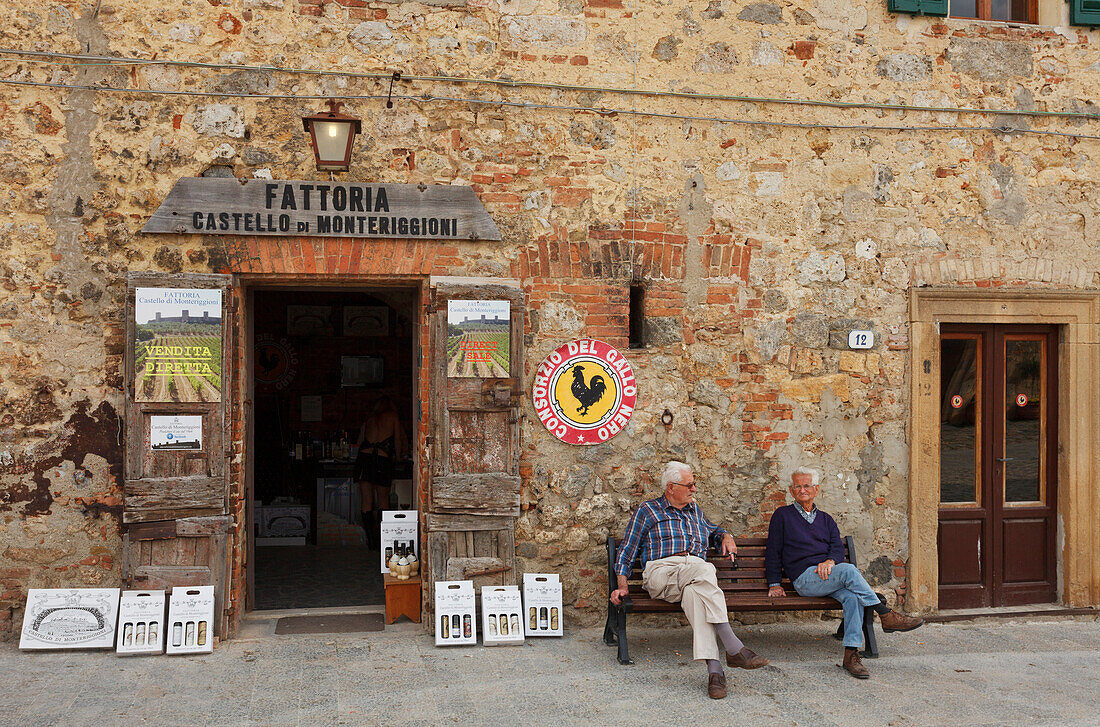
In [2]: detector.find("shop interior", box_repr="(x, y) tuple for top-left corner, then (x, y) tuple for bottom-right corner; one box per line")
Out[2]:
(251, 287), (417, 610)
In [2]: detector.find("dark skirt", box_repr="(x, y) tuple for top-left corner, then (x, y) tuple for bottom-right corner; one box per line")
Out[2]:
(354, 450), (394, 487)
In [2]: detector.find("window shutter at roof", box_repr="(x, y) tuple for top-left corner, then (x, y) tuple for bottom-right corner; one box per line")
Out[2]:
(1072, 0), (1100, 25)
(887, 0), (948, 16)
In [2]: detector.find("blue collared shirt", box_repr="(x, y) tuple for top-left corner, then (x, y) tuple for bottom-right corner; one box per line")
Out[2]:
(797, 504), (818, 525)
(614, 496), (726, 576)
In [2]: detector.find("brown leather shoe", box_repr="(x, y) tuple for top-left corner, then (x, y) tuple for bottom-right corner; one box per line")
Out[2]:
(879, 610), (924, 633)
(707, 672), (727, 699)
(842, 647), (870, 679)
(726, 646), (769, 669)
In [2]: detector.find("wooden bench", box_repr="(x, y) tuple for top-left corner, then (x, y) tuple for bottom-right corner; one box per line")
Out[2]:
(604, 535), (879, 665)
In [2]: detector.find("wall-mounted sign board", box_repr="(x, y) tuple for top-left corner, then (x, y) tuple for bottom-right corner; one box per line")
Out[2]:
(142, 179), (502, 241)
(134, 288), (223, 403)
(446, 300), (511, 377)
(532, 339), (637, 446)
(150, 415), (203, 451)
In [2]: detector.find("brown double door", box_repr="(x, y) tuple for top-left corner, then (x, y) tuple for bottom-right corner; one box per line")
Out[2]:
(938, 324), (1058, 609)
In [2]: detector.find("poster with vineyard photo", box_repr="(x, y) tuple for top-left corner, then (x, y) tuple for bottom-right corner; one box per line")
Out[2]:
(446, 300), (511, 378)
(134, 288), (223, 402)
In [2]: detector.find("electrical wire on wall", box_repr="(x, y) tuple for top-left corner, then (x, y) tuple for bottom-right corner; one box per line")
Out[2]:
(2, 77), (1098, 141)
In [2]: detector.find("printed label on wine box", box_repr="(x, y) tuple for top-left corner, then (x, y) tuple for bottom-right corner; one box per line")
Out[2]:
(481, 585), (525, 647)
(434, 580), (477, 646)
(165, 586), (215, 655)
(116, 590), (166, 656)
(381, 510), (418, 574)
(523, 573), (564, 637)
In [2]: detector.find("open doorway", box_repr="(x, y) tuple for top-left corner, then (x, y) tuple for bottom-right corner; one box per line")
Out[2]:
(249, 285), (418, 610)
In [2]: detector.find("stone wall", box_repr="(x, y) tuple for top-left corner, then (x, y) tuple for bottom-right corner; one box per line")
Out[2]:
(2, 0), (1099, 635)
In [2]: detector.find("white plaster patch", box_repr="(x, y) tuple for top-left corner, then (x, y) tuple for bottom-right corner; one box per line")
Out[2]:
(349, 21), (396, 52)
(750, 40), (783, 67)
(539, 300), (583, 335)
(211, 143), (236, 161)
(190, 105), (245, 138)
(503, 16), (587, 48)
(797, 251), (846, 284)
(168, 23), (203, 43)
(252, 168), (273, 179)
(752, 171), (783, 196)
(855, 238), (877, 259)
(374, 109), (426, 137)
(716, 161), (741, 181)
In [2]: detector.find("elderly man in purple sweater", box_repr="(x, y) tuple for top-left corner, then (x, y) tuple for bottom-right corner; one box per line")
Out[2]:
(765, 467), (923, 679)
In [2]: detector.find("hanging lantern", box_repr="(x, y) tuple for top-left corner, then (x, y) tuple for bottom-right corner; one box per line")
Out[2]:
(302, 99), (362, 172)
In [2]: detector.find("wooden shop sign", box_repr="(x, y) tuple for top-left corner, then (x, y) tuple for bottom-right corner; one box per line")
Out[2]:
(142, 178), (502, 241)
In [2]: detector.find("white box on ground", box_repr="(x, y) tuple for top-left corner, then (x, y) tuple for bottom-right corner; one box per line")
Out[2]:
(165, 585), (215, 655)
(19, 588), (120, 650)
(522, 573), (564, 637)
(481, 585), (525, 646)
(380, 510), (418, 574)
(434, 580), (477, 646)
(116, 590), (166, 656)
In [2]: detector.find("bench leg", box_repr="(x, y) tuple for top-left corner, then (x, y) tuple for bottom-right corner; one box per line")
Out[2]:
(614, 606), (633, 665)
(861, 605), (879, 658)
(603, 602), (618, 646)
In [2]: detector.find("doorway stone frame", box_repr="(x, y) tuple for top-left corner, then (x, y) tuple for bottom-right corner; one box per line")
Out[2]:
(908, 288), (1100, 613)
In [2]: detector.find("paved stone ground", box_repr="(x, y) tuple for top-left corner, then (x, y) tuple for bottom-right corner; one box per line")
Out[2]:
(2, 614), (1097, 726)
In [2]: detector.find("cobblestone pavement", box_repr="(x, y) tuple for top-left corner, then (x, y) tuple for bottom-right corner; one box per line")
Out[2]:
(2, 614), (1097, 726)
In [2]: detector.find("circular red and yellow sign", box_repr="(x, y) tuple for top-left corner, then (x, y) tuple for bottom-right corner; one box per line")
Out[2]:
(532, 339), (637, 445)
(950, 395), (963, 409)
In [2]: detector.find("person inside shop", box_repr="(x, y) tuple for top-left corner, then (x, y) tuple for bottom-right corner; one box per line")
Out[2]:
(610, 461), (770, 700)
(765, 466), (924, 679)
(355, 395), (408, 549)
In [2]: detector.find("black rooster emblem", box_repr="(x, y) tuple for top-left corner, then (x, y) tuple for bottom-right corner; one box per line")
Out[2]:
(257, 346), (282, 376)
(570, 365), (607, 416)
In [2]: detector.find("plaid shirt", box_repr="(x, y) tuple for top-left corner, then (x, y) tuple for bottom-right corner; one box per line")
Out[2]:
(614, 496), (726, 576)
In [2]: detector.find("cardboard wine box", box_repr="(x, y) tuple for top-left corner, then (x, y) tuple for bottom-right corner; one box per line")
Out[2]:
(116, 590), (166, 656)
(481, 585), (525, 646)
(380, 510), (418, 574)
(434, 580), (477, 646)
(165, 586), (215, 655)
(522, 573), (564, 637)
(19, 588), (120, 650)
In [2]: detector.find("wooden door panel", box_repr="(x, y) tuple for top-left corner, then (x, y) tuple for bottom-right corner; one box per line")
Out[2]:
(123, 273), (234, 633)
(432, 473), (521, 515)
(426, 280), (524, 625)
(938, 324), (1058, 609)
(1001, 517), (1049, 583)
(938, 519), (984, 585)
(449, 410), (511, 473)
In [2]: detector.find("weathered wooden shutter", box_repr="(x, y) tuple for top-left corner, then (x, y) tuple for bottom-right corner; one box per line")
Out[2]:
(887, 0), (948, 15)
(425, 278), (524, 617)
(1072, 0), (1100, 24)
(122, 272), (234, 636)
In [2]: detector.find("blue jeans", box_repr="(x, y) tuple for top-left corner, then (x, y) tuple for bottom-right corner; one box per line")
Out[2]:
(793, 563), (880, 648)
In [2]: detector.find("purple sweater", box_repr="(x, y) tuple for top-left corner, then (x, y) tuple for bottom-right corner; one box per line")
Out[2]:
(764, 504), (847, 586)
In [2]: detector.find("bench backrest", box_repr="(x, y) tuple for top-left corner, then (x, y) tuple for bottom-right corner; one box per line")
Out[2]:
(607, 535), (857, 592)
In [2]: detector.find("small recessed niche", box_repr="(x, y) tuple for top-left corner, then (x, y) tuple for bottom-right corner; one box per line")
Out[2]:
(629, 282), (646, 349)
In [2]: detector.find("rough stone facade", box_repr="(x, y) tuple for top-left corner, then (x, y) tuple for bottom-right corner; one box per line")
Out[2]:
(2, 0), (1100, 637)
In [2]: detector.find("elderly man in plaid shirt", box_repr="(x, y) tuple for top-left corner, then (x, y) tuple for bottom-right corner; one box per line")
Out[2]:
(610, 461), (770, 699)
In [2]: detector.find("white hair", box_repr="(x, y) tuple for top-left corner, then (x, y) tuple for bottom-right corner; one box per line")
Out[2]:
(661, 461), (692, 488)
(792, 466), (820, 486)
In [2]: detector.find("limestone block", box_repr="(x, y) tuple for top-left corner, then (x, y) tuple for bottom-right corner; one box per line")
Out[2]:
(503, 16), (587, 48)
(693, 43), (738, 73)
(839, 351), (863, 373)
(946, 38), (1033, 81)
(738, 3), (783, 23)
(189, 105), (245, 138)
(349, 21), (395, 52)
(780, 373), (850, 403)
(876, 53), (932, 83)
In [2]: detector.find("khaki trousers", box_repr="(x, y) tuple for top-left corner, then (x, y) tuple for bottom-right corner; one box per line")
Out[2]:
(642, 554), (728, 661)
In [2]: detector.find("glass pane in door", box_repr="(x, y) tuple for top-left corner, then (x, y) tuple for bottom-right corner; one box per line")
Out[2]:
(1004, 338), (1043, 503)
(940, 337), (980, 504)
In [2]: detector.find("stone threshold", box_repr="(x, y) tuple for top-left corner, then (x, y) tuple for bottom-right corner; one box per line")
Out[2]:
(926, 604), (1099, 623)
